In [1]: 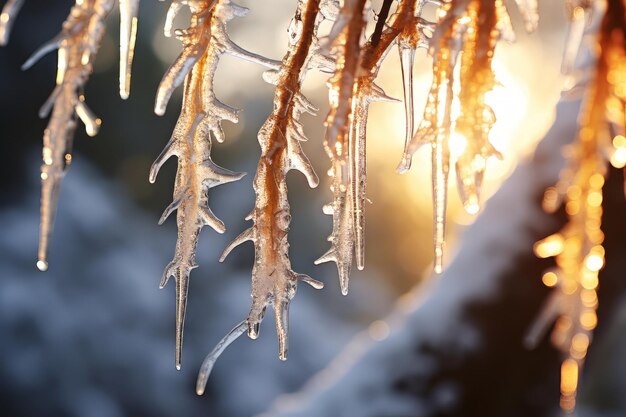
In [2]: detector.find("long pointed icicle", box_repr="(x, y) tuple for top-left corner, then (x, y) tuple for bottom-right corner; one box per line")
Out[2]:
(0, 0), (24, 45)
(398, 0), (531, 273)
(151, 0), (270, 370)
(119, 0), (140, 99)
(198, 0), (327, 392)
(529, 1), (626, 412)
(318, 0), (419, 289)
(21, 0), (115, 272)
(316, 0), (366, 295)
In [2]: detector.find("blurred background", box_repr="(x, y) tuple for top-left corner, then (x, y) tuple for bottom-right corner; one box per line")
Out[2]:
(1, 1), (625, 416)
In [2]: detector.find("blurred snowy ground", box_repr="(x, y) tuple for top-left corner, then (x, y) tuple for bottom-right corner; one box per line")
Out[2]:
(0, 156), (396, 417)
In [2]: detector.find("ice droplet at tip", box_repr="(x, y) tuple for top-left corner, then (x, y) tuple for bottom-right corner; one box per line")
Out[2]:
(36, 260), (49, 272)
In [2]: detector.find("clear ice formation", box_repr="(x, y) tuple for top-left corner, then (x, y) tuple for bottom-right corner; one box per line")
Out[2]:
(22, 0), (114, 272)
(528, 0), (624, 412)
(3, 0), (141, 272)
(318, 0), (437, 291)
(316, 0), (367, 295)
(196, 0), (330, 392)
(0, 0), (24, 45)
(119, 0), (140, 99)
(150, 0), (278, 370)
(397, 0), (537, 273)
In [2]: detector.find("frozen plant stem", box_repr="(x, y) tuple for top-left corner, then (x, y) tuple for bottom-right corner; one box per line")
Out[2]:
(319, 0), (425, 289)
(199, 0), (328, 390)
(150, 0), (275, 370)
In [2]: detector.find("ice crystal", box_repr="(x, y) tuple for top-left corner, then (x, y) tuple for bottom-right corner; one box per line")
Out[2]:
(3, 0), (141, 271)
(528, 0), (626, 412)
(150, 0), (277, 370)
(398, 0), (535, 273)
(196, 0), (329, 392)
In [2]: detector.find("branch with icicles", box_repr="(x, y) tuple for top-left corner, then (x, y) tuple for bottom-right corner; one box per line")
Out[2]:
(196, 0), (334, 394)
(150, 0), (279, 370)
(317, 0), (432, 294)
(397, 0), (537, 273)
(0, 0), (140, 271)
(528, 0), (626, 412)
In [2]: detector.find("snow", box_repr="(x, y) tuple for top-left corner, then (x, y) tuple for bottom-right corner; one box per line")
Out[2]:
(0, 156), (389, 417)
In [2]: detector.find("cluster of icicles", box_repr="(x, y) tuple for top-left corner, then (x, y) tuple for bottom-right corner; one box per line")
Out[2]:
(2, 0), (624, 412)
(529, 0), (626, 412)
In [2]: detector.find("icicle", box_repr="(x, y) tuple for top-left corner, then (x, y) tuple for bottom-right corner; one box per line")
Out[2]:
(562, 0), (594, 84)
(151, 0), (263, 370)
(314, 0), (366, 293)
(399, 0), (520, 273)
(199, 0), (325, 386)
(21, 0), (115, 271)
(529, 1), (626, 412)
(397, 43), (415, 172)
(349, 93), (367, 271)
(0, 0), (24, 46)
(119, 0), (140, 99)
(453, 1), (500, 216)
(318, 0), (417, 289)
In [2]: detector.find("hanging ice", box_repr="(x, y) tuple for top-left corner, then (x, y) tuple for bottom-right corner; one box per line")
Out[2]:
(197, 0), (329, 392)
(398, 0), (533, 273)
(319, 0), (428, 289)
(528, 0), (624, 411)
(151, 0), (278, 370)
(119, 0), (140, 99)
(3, 0), (142, 271)
(19, 0), (118, 271)
(315, 0), (367, 295)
